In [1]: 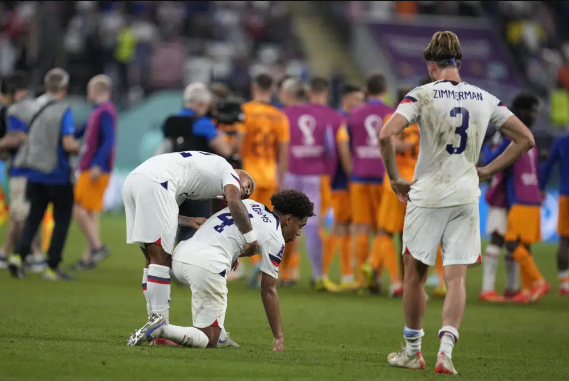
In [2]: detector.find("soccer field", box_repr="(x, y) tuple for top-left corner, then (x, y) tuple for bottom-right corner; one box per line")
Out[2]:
(1, 215), (567, 381)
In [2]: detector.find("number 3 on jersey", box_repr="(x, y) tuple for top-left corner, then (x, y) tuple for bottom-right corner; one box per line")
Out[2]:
(446, 107), (469, 155)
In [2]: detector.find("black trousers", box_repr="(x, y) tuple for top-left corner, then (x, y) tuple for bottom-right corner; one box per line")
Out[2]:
(16, 182), (74, 269)
(176, 199), (212, 243)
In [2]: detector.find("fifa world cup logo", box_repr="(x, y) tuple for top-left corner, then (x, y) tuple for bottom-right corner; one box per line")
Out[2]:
(298, 114), (316, 146)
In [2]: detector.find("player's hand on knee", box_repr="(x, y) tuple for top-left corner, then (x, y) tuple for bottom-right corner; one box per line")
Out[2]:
(240, 241), (259, 257)
(273, 336), (284, 351)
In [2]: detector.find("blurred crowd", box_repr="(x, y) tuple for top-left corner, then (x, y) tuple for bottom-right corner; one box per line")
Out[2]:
(0, 1), (309, 107)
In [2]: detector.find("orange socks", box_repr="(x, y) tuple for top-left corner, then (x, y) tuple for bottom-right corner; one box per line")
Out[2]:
(512, 245), (543, 289)
(322, 234), (336, 277)
(354, 234), (369, 284)
(339, 236), (353, 278)
(371, 235), (400, 283)
(435, 246), (444, 281)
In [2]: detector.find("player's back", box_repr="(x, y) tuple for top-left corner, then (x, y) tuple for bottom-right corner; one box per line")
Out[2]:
(173, 199), (283, 274)
(397, 80), (512, 208)
(284, 103), (343, 175)
(240, 101), (289, 188)
(348, 100), (394, 179)
(130, 151), (232, 199)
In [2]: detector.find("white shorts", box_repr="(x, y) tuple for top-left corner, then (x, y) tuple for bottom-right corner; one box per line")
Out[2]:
(402, 201), (482, 267)
(171, 260), (228, 329)
(123, 173), (178, 254)
(485, 207), (507, 237)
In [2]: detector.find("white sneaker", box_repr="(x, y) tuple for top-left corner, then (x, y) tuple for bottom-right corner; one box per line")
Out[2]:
(0, 254), (7, 269)
(127, 313), (166, 346)
(388, 347), (426, 370)
(218, 331), (239, 348)
(435, 352), (458, 374)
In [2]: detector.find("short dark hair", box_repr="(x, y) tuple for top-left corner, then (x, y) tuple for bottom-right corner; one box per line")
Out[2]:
(253, 73), (273, 91)
(277, 75), (293, 90)
(341, 83), (362, 96)
(270, 189), (315, 219)
(397, 86), (414, 104)
(511, 92), (539, 113)
(366, 73), (386, 95)
(309, 76), (329, 94)
(1, 72), (29, 95)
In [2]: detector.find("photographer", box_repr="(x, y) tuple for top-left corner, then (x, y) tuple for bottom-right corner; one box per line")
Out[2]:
(157, 82), (236, 241)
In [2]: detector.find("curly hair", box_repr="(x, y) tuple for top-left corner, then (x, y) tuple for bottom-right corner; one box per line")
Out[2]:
(270, 189), (315, 219)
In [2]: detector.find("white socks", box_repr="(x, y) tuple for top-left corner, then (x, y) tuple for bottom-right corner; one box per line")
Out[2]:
(404, 326), (424, 356)
(142, 268), (152, 318)
(147, 264), (171, 323)
(482, 244), (500, 292)
(438, 326), (459, 358)
(505, 257), (520, 291)
(158, 324), (209, 348)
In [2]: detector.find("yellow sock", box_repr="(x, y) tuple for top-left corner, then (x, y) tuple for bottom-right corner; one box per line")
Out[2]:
(339, 236), (353, 278)
(512, 245), (543, 287)
(354, 234), (369, 285)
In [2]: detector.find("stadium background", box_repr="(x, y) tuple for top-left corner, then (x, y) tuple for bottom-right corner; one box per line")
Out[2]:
(1, 2), (568, 380)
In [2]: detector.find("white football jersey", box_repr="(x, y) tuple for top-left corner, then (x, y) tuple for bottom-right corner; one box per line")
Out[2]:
(129, 151), (241, 203)
(173, 199), (285, 279)
(395, 80), (513, 208)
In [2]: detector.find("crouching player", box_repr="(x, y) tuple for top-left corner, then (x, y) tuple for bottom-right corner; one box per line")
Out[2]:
(127, 189), (315, 350)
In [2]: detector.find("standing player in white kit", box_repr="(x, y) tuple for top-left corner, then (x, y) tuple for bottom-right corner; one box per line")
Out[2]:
(122, 151), (257, 335)
(379, 31), (535, 374)
(127, 189), (315, 351)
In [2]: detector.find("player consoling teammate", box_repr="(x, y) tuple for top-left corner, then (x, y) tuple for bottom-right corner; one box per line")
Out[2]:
(127, 189), (315, 351)
(380, 31), (534, 374)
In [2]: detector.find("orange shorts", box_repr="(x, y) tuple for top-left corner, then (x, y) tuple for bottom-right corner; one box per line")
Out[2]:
(74, 171), (110, 212)
(349, 182), (382, 229)
(331, 189), (350, 223)
(320, 175), (332, 216)
(505, 204), (541, 245)
(250, 187), (275, 208)
(378, 182), (406, 234)
(559, 196), (569, 237)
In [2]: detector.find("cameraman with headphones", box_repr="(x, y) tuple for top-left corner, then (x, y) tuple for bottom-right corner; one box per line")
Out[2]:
(157, 82), (236, 241)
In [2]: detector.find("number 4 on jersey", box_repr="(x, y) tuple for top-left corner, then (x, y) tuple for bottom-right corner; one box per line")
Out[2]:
(214, 212), (254, 233)
(446, 107), (469, 155)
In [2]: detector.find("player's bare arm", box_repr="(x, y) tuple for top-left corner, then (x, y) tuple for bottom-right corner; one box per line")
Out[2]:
(178, 216), (207, 229)
(477, 115), (535, 182)
(276, 141), (289, 190)
(337, 140), (352, 177)
(0, 130), (27, 151)
(260, 271), (284, 351)
(380, 113), (415, 201)
(224, 184), (259, 256)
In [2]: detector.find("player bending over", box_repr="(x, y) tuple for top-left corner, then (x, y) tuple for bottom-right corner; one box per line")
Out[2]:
(380, 31), (535, 374)
(127, 189), (315, 351)
(122, 151), (256, 335)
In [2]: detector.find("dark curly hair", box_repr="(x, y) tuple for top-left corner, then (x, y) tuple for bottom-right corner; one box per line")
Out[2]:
(270, 189), (315, 219)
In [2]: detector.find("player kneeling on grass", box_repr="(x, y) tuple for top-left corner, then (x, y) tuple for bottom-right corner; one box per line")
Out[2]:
(127, 189), (315, 351)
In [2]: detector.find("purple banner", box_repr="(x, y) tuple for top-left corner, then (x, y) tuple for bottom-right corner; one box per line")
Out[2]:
(368, 21), (524, 104)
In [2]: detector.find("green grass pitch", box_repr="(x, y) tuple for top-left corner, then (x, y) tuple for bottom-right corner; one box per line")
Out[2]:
(1, 215), (567, 380)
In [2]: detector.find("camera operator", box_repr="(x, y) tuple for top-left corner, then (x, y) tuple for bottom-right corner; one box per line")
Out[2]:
(157, 82), (236, 241)
(208, 82), (246, 169)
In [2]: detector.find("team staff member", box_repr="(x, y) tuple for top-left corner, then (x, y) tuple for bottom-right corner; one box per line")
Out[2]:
(8, 68), (81, 281)
(236, 74), (289, 286)
(158, 82), (234, 242)
(72, 75), (117, 270)
(0, 72), (46, 271)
